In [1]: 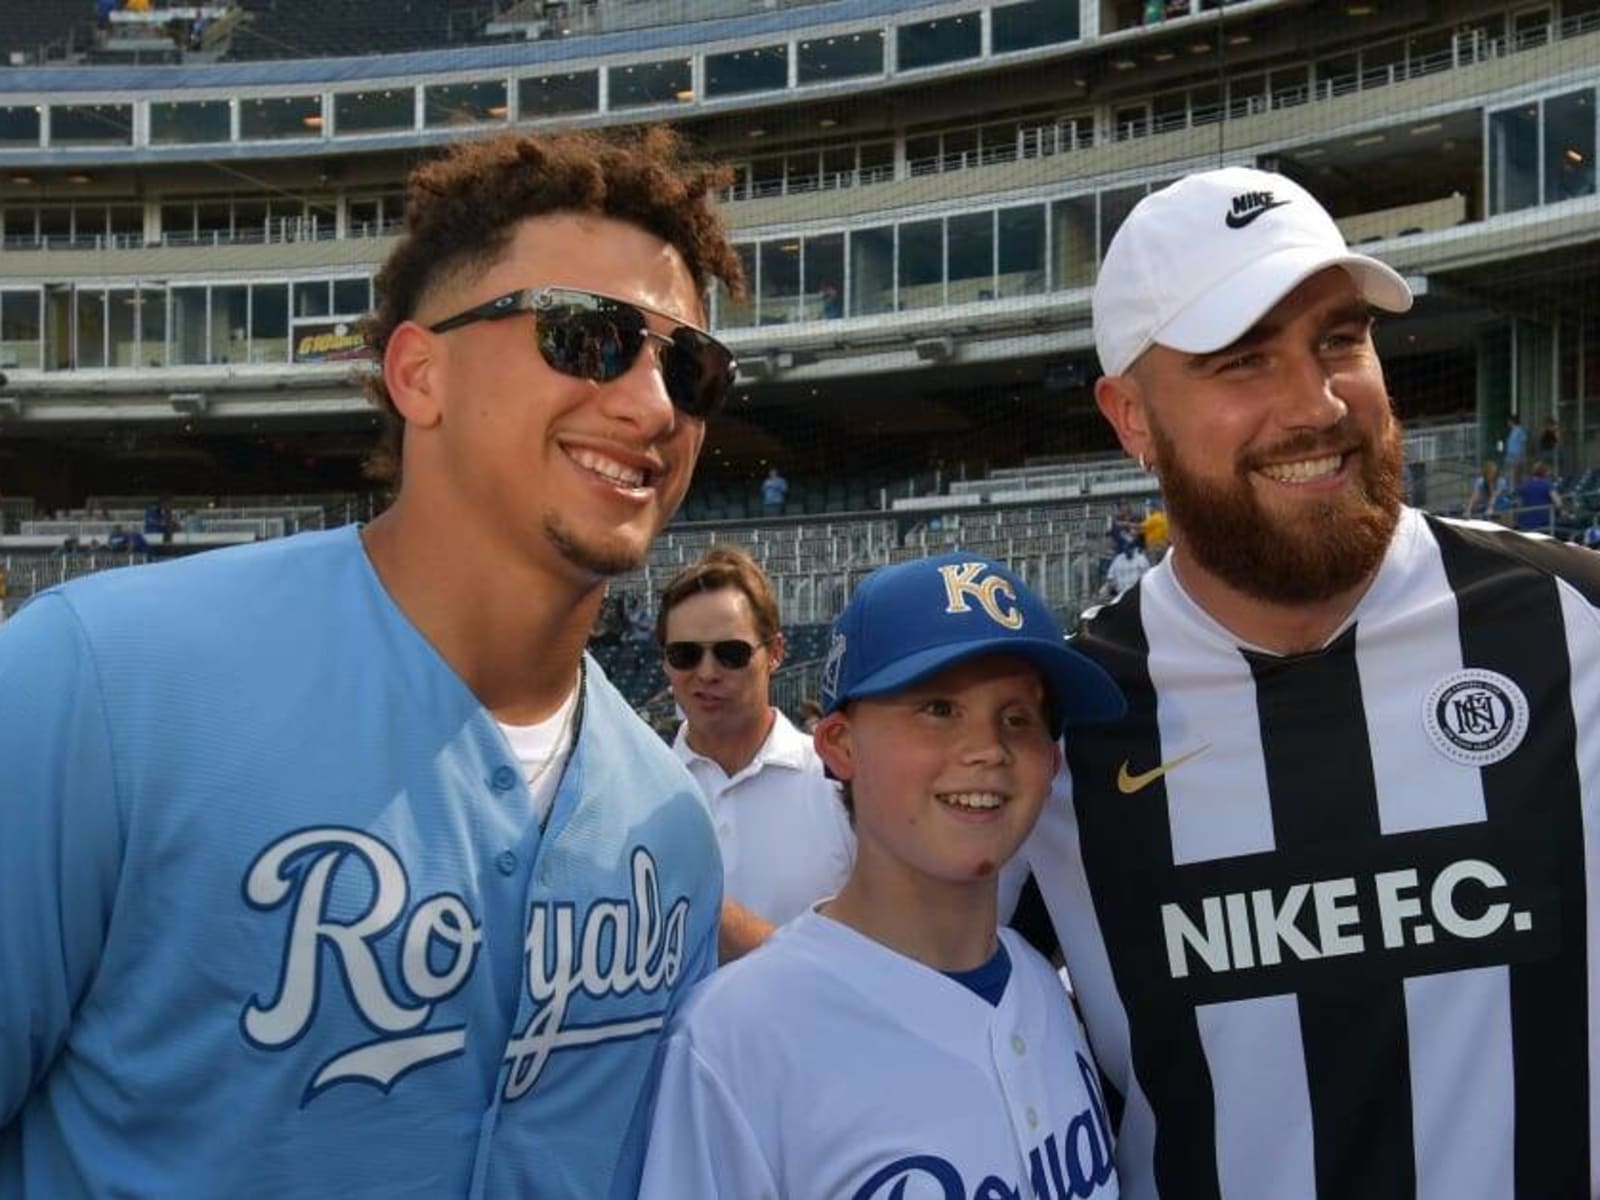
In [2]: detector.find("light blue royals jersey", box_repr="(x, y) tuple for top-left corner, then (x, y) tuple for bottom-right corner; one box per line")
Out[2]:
(0, 527), (722, 1199)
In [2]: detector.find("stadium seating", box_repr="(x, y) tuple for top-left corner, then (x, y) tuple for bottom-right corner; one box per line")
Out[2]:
(1, 0), (95, 64)
(224, 0), (498, 59)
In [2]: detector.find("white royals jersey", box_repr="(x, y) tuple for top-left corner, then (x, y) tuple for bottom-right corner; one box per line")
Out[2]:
(639, 912), (1119, 1200)
(1021, 507), (1600, 1200)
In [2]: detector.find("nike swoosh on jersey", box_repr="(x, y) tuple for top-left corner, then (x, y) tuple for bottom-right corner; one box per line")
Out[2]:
(1115, 745), (1211, 794)
(1224, 200), (1289, 229)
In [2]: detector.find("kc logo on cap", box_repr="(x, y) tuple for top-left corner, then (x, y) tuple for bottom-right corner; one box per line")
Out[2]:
(939, 562), (1023, 630)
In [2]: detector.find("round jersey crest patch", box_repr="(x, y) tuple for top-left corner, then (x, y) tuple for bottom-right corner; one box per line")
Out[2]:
(1423, 669), (1529, 767)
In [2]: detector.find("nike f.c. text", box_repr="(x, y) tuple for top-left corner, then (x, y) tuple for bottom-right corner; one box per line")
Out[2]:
(1021, 508), (1600, 1200)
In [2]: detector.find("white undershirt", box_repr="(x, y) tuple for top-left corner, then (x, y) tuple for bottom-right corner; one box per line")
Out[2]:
(497, 682), (580, 825)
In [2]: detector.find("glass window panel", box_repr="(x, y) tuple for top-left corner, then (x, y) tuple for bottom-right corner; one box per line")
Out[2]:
(3, 208), (36, 245)
(1489, 102), (1541, 215)
(997, 205), (1045, 297)
(109, 205), (142, 241)
(803, 233), (844, 319)
(519, 70), (598, 118)
(333, 277), (370, 314)
(39, 207), (70, 244)
(424, 80), (507, 127)
(335, 88), (413, 135)
(897, 14), (980, 71)
(906, 134), (940, 175)
(108, 288), (137, 368)
(608, 59), (693, 109)
(233, 199), (267, 240)
(150, 99), (229, 145)
(718, 244), (758, 328)
(171, 286), (208, 365)
(1051, 195), (1097, 288)
(981, 122), (1019, 164)
(759, 241), (801, 324)
(849, 225), (894, 316)
(898, 218), (943, 310)
(210, 285), (248, 364)
(250, 283), (289, 363)
(1099, 186), (1144, 258)
(797, 31), (883, 84)
(947, 211), (994, 303)
(196, 201), (231, 239)
(821, 146), (855, 187)
(1544, 89), (1595, 203)
(52, 104), (132, 145)
(786, 152), (820, 193)
(706, 44), (788, 98)
(860, 142), (893, 182)
(72, 206), (108, 240)
(1191, 83), (1223, 125)
(140, 287), (166, 369)
(348, 198), (380, 235)
(160, 202), (194, 241)
(992, 0), (1080, 53)
(0, 290), (42, 369)
(295, 280), (331, 318)
(0, 105), (40, 146)
(943, 128), (978, 171)
(75, 288), (106, 369)
(241, 95), (322, 140)
(1153, 91), (1188, 132)
(751, 156), (784, 198)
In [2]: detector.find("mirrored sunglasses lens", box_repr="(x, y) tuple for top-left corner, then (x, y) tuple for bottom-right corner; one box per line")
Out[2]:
(538, 302), (645, 383)
(665, 329), (732, 418)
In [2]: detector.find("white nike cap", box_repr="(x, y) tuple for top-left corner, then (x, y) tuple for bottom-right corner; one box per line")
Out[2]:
(1092, 166), (1413, 377)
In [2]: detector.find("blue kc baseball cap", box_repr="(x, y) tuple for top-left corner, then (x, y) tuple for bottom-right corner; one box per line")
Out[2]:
(819, 552), (1125, 735)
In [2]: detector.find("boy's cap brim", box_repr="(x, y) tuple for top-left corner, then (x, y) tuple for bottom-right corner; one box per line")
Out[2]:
(834, 636), (1126, 733)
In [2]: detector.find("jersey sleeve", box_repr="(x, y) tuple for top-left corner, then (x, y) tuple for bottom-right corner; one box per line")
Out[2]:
(0, 595), (123, 1123)
(637, 1031), (779, 1200)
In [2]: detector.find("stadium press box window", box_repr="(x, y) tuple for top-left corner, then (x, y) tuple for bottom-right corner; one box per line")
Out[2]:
(796, 31), (884, 84)
(991, 0), (1080, 54)
(150, 100), (230, 146)
(241, 96), (322, 141)
(896, 15), (980, 72)
(423, 81), (507, 128)
(608, 59), (692, 109)
(518, 71), (598, 120)
(335, 89), (415, 135)
(51, 104), (132, 146)
(0, 105), (41, 148)
(706, 45), (788, 98)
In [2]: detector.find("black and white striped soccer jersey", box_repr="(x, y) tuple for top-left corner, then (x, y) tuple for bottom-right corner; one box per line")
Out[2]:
(1022, 506), (1600, 1200)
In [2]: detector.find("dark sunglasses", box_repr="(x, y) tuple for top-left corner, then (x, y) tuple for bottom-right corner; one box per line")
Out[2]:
(663, 640), (761, 671)
(427, 286), (736, 419)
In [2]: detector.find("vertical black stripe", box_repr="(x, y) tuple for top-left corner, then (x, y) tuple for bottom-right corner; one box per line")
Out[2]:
(1068, 589), (1222, 1200)
(1245, 626), (1415, 1200)
(1431, 519), (1590, 1197)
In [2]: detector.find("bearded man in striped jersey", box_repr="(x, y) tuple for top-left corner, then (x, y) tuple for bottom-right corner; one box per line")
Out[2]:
(1013, 166), (1600, 1200)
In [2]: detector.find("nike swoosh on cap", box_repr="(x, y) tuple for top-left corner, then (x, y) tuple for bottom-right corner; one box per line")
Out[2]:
(1223, 199), (1290, 229)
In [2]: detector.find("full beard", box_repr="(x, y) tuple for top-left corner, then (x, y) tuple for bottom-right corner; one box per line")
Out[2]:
(1151, 414), (1404, 605)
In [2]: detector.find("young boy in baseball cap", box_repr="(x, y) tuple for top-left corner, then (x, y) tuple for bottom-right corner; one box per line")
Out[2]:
(639, 552), (1125, 1199)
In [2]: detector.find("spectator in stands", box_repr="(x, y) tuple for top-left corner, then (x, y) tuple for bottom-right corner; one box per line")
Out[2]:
(1139, 497), (1169, 560)
(818, 281), (843, 319)
(1503, 412), (1528, 486)
(760, 465), (789, 516)
(1583, 513), (1600, 550)
(0, 127), (743, 1199)
(1514, 459), (1566, 532)
(1465, 458), (1507, 518)
(1103, 537), (1150, 599)
(1538, 416), (1562, 479)
(657, 546), (855, 963)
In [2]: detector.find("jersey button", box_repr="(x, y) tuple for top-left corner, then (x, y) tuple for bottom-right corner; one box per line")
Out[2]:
(1026, 1106), (1038, 1129)
(1011, 1034), (1026, 1056)
(496, 850), (517, 875)
(491, 765), (518, 792)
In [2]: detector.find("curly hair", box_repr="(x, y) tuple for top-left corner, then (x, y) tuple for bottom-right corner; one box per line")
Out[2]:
(362, 125), (745, 482)
(654, 544), (781, 648)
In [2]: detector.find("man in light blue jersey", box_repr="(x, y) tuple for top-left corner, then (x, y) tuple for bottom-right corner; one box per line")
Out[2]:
(0, 127), (742, 1199)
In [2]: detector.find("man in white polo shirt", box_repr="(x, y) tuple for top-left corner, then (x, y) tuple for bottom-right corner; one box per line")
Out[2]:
(658, 546), (854, 962)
